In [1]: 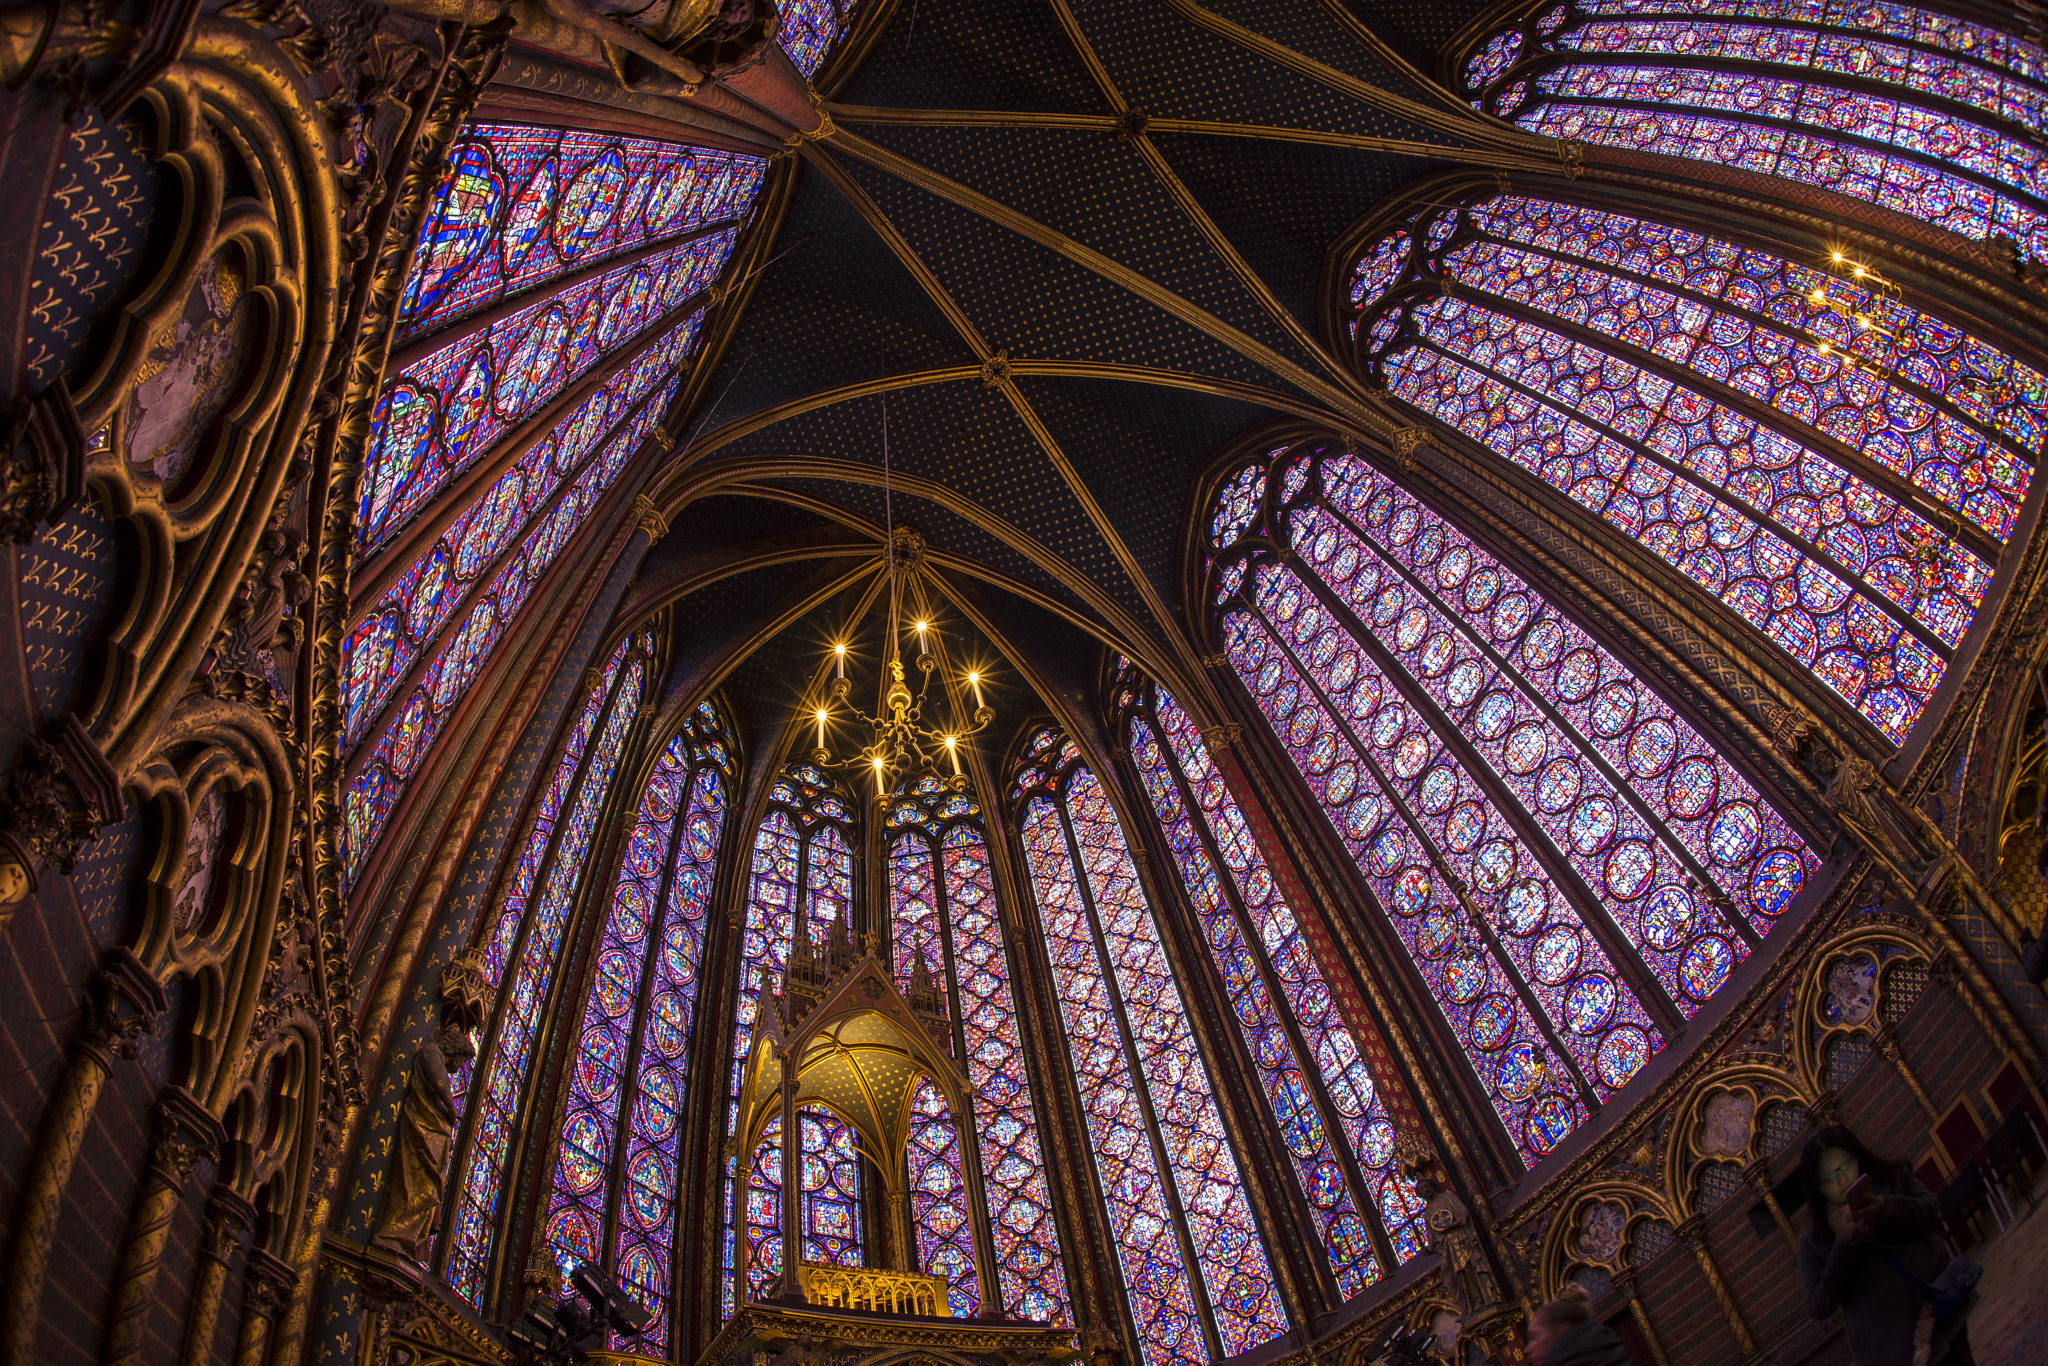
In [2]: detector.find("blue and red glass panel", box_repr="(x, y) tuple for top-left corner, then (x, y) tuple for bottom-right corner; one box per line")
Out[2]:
(446, 652), (643, 1305)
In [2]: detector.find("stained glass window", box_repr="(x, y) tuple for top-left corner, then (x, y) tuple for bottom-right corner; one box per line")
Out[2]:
(799, 1108), (865, 1266)
(779, 0), (851, 77)
(722, 764), (859, 1316)
(399, 126), (763, 342)
(1346, 192), (2047, 744)
(361, 230), (736, 552)
(1209, 441), (1822, 1162)
(446, 638), (649, 1305)
(1111, 670), (1429, 1289)
(541, 702), (731, 1351)
(1012, 731), (1288, 1366)
(1458, 0), (2048, 258)
(336, 359), (687, 891)
(886, 777), (1070, 1321)
(341, 324), (696, 758)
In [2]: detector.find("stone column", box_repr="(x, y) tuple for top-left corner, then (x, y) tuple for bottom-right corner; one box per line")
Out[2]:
(1675, 1217), (1754, 1355)
(1744, 1158), (1799, 1255)
(0, 951), (165, 1366)
(1610, 1269), (1672, 1366)
(779, 1074), (802, 1300)
(1871, 1025), (1939, 1120)
(230, 1251), (296, 1366)
(179, 1187), (256, 1366)
(102, 1086), (225, 1366)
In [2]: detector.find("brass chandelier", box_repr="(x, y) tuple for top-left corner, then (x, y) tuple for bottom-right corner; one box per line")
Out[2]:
(807, 404), (992, 798)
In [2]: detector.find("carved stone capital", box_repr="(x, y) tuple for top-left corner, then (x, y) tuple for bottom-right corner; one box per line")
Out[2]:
(1804, 1089), (1840, 1128)
(0, 717), (122, 877)
(633, 493), (669, 542)
(1200, 652), (1229, 669)
(147, 1086), (225, 1188)
(79, 948), (169, 1070)
(1391, 426), (1429, 472)
(2, 379), (87, 543)
(1199, 723), (1241, 754)
(241, 1254), (296, 1320)
(1673, 1215), (1708, 1250)
(202, 1188), (257, 1262)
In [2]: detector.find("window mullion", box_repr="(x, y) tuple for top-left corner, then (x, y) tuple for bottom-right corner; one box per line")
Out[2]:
(933, 827), (1006, 1314)
(1440, 269), (2003, 562)
(1247, 601), (1602, 1106)
(1054, 788), (1227, 1364)
(1278, 561), (1689, 1036)
(1463, 225), (2035, 495)
(1407, 335), (1955, 663)
(1147, 716), (1397, 1278)
(1530, 90), (2048, 215)
(599, 759), (694, 1277)
(1323, 495), (1764, 953)
(389, 216), (742, 372)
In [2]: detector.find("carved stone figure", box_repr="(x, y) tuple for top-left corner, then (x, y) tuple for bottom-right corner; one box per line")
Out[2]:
(211, 525), (310, 685)
(368, 1018), (475, 1263)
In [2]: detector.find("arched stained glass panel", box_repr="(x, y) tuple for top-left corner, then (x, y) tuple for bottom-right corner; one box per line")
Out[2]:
(1458, 1), (2048, 257)
(800, 1108), (864, 1265)
(1350, 193), (2048, 743)
(884, 781), (1070, 1322)
(780, 0), (849, 77)
(941, 825), (1068, 1322)
(337, 350), (691, 890)
(544, 738), (692, 1276)
(906, 1078), (978, 1316)
(398, 125), (763, 340)
(446, 644), (646, 1305)
(722, 765), (858, 1317)
(341, 322), (696, 756)
(1119, 677), (1428, 1285)
(538, 701), (730, 1351)
(1314, 456), (1819, 929)
(360, 229), (736, 552)
(1217, 607), (1591, 1163)
(1015, 735), (1288, 1365)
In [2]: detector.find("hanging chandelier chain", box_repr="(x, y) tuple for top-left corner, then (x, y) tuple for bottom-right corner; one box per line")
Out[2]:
(805, 401), (994, 800)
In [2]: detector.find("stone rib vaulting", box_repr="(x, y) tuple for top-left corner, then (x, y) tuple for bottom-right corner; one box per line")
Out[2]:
(0, 0), (2045, 1364)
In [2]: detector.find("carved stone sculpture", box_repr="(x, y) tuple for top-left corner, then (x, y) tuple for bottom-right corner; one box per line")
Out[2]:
(368, 1017), (475, 1263)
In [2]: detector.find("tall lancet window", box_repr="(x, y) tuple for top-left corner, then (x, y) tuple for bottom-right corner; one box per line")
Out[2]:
(885, 776), (1070, 1321)
(1108, 665), (1429, 1295)
(540, 701), (733, 1351)
(1011, 729), (1288, 1366)
(1206, 441), (1820, 1164)
(339, 124), (767, 888)
(1347, 191), (2047, 744)
(721, 764), (860, 1314)
(446, 634), (651, 1304)
(1457, 1), (2048, 258)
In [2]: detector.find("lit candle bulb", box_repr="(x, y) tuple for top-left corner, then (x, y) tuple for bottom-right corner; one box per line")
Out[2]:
(833, 642), (846, 679)
(872, 754), (886, 796)
(967, 671), (983, 709)
(915, 619), (929, 651)
(945, 734), (961, 776)
(816, 708), (828, 751)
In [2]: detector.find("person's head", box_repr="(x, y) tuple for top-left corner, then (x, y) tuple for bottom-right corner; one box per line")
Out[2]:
(1525, 1282), (1592, 1362)
(1799, 1125), (1900, 1226)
